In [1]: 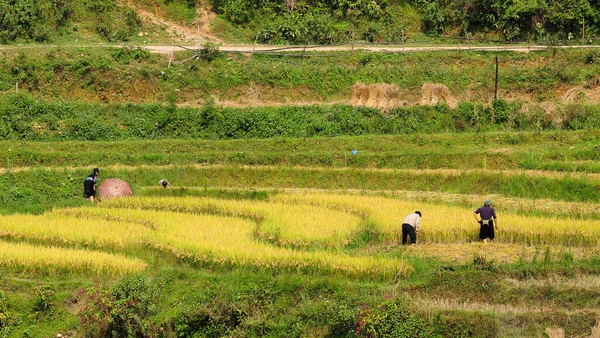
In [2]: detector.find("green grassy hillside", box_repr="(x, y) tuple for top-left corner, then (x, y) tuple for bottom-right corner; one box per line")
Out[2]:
(1, 0), (599, 45)
(0, 132), (599, 337)
(1, 1), (600, 337)
(2, 46), (600, 110)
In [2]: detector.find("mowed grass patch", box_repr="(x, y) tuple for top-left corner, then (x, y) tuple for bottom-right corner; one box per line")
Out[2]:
(402, 243), (593, 265)
(102, 165), (600, 204)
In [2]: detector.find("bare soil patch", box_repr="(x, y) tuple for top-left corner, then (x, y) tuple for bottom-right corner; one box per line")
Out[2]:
(130, 2), (220, 43)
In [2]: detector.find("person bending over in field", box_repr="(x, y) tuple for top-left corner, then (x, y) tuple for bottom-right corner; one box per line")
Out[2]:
(159, 179), (170, 188)
(83, 168), (99, 203)
(474, 200), (498, 243)
(401, 211), (422, 245)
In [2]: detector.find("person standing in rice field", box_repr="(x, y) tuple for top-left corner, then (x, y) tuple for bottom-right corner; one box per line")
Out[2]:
(401, 211), (422, 245)
(474, 199), (498, 243)
(83, 168), (99, 203)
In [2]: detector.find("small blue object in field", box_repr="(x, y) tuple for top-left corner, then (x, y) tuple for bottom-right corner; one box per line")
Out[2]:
(351, 149), (358, 155)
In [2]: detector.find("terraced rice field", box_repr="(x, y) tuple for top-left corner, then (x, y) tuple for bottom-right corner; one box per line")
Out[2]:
(0, 128), (598, 337)
(2, 192), (598, 277)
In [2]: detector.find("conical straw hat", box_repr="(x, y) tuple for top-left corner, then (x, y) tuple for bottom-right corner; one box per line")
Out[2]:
(98, 178), (133, 199)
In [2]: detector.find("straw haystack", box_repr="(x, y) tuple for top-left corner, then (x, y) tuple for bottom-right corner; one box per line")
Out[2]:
(98, 178), (133, 199)
(545, 327), (564, 338)
(421, 83), (458, 109)
(351, 83), (408, 110)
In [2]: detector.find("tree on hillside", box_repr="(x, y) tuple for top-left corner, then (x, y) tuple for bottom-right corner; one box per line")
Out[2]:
(545, 0), (595, 40)
(415, 0), (599, 41)
(0, 0), (73, 43)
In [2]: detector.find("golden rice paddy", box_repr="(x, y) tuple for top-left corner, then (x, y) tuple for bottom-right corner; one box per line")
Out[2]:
(0, 241), (147, 275)
(0, 192), (598, 277)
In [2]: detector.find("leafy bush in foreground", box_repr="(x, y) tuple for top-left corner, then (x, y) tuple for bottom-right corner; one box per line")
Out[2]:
(356, 296), (498, 337)
(79, 275), (160, 338)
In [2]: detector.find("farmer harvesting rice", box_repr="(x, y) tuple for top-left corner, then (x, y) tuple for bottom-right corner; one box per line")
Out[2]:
(474, 199), (498, 243)
(159, 179), (170, 188)
(401, 211), (422, 245)
(83, 168), (99, 203)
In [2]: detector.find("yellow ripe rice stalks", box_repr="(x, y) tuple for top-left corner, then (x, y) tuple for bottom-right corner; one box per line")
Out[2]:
(0, 240), (146, 276)
(0, 210), (151, 249)
(95, 205), (411, 278)
(272, 192), (426, 242)
(4, 191), (595, 278)
(272, 192), (600, 247)
(103, 197), (362, 248)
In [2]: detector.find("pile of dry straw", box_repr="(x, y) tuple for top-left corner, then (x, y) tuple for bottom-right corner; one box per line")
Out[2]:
(351, 82), (457, 110)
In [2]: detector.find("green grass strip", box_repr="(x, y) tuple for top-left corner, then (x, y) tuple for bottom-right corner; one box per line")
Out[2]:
(1, 165), (598, 215)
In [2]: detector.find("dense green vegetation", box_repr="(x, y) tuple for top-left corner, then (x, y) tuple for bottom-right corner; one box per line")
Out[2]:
(211, 0), (600, 44)
(2, 46), (600, 107)
(414, 0), (600, 41)
(0, 0), (142, 43)
(1, 0), (600, 44)
(0, 0), (74, 43)
(5, 250), (600, 337)
(0, 0), (192, 44)
(0, 93), (599, 142)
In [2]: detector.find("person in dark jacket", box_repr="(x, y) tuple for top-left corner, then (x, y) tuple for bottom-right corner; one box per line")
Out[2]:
(473, 199), (498, 243)
(83, 168), (99, 203)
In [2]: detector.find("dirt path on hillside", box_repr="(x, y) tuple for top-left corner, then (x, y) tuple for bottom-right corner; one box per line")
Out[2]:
(142, 43), (600, 54)
(129, 2), (220, 43)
